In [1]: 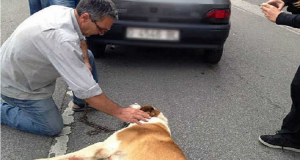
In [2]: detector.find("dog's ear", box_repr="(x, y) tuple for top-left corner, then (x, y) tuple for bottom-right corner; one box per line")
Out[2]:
(140, 105), (160, 117)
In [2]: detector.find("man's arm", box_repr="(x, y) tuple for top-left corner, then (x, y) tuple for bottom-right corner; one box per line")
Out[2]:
(85, 93), (150, 124)
(78, 41), (150, 123)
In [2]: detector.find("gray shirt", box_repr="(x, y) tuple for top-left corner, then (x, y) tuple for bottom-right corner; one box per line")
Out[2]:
(1, 5), (102, 100)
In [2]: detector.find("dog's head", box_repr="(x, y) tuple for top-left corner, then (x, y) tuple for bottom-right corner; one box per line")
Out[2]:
(129, 103), (168, 125)
(140, 105), (161, 117)
(129, 103), (160, 117)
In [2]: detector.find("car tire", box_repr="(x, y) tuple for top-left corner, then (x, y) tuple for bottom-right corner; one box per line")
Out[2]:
(204, 46), (223, 64)
(87, 41), (106, 58)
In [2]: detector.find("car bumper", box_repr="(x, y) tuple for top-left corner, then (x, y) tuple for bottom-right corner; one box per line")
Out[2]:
(87, 20), (231, 49)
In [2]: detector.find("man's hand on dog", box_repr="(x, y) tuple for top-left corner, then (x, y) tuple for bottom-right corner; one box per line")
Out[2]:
(118, 108), (151, 125)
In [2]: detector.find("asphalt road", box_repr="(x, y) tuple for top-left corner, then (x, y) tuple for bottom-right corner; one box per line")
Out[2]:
(1, 0), (300, 160)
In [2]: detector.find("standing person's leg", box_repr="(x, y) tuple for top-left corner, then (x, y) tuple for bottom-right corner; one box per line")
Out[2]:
(28, 0), (42, 15)
(280, 65), (300, 141)
(72, 50), (99, 111)
(1, 95), (63, 136)
(49, 0), (76, 8)
(259, 65), (300, 152)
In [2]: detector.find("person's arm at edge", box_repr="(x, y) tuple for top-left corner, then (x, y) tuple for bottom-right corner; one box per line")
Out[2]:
(279, 0), (300, 28)
(276, 12), (300, 28)
(261, 1), (300, 28)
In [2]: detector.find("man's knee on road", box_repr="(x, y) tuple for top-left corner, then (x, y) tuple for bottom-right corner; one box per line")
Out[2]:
(43, 120), (64, 136)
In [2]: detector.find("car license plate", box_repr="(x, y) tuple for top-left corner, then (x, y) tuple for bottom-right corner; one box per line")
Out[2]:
(126, 27), (179, 41)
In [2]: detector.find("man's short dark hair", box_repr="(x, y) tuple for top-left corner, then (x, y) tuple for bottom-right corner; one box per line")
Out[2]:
(76, 0), (118, 21)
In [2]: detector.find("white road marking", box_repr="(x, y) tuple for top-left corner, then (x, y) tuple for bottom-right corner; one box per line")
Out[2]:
(48, 127), (72, 157)
(62, 101), (75, 125)
(231, 0), (300, 35)
(66, 91), (73, 96)
(47, 94), (74, 157)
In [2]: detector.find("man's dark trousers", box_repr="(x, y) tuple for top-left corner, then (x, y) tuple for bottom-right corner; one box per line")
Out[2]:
(280, 65), (300, 143)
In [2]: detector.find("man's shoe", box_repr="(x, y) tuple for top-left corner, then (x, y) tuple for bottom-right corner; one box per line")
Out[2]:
(72, 103), (86, 112)
(72, 103), (94, 112)
(259, 133), (300, 152)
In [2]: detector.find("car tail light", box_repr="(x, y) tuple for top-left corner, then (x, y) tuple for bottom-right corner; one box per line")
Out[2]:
(206, 9), (231, 24)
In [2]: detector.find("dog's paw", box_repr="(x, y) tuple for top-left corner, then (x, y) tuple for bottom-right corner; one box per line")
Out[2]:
(129, 103), (141, 109)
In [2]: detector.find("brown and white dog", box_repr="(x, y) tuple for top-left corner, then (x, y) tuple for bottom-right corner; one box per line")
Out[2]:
(37, 104), (187, 160)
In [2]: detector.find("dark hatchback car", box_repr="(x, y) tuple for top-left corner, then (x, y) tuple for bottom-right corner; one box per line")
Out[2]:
(87, 0), (231, 64)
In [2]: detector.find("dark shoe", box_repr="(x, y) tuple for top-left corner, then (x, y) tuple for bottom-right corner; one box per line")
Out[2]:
(72, 103), (94, 112)
(72, 103), (85, 112)
(259, 133), (300, 152)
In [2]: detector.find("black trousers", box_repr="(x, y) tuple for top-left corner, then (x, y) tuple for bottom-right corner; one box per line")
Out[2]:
(280, 65), (300, 143)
